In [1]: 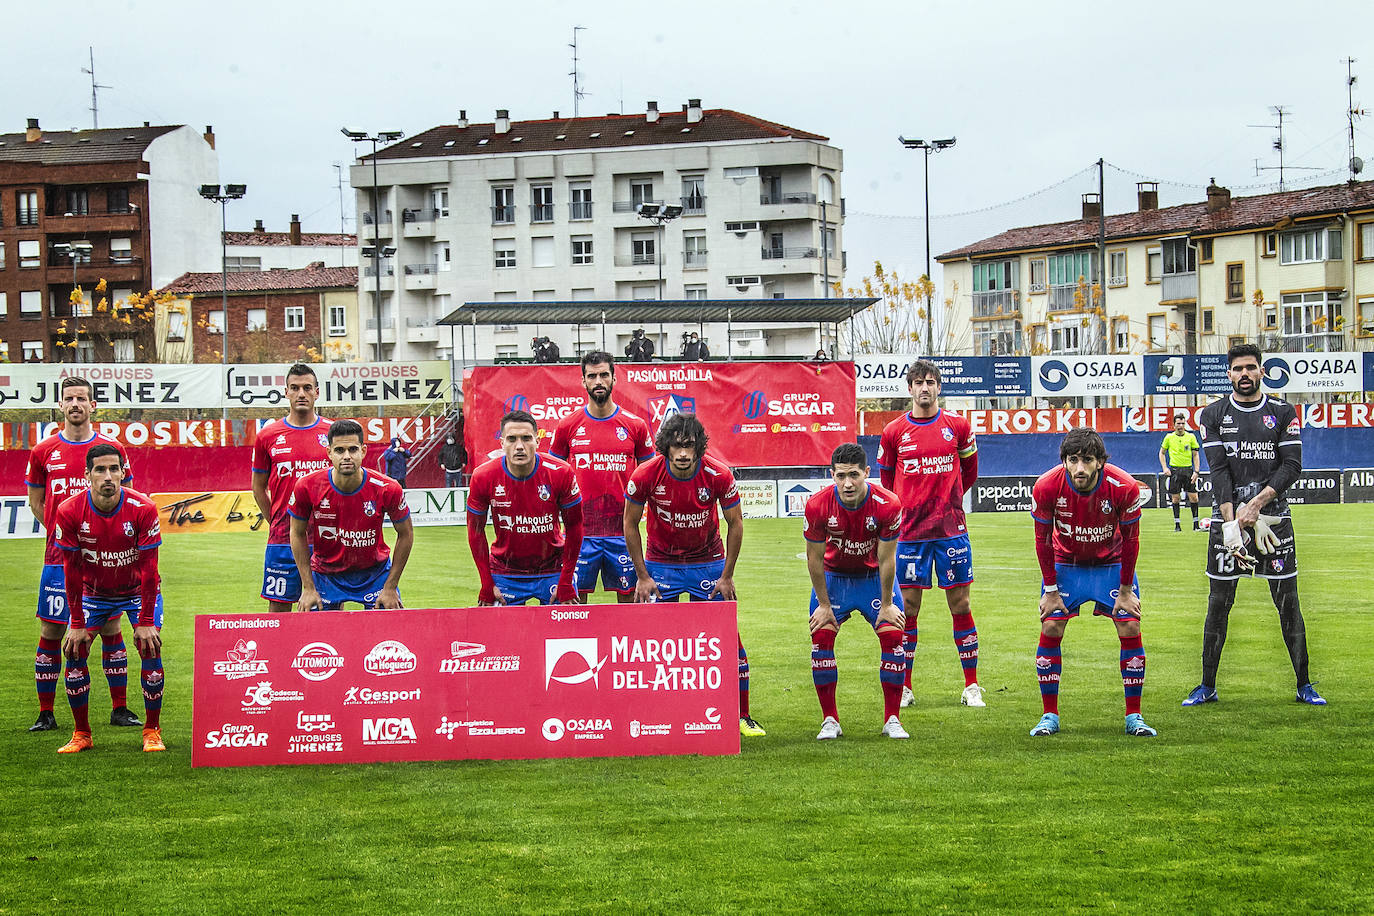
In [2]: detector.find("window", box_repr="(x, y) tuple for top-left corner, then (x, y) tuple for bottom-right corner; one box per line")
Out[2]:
(631, 233), (656, 266)
(1028, 258), (1046, 294)
(166, 309), (187, 340)
(1358, 298), (1374, 338)
(107, 187), (130, 214)
(22, 340), (43, 361)
(1049, 321), (1080, 354)
(492, 291), (517, 302)
(532, 289), (555, 302)
(207, 309), (223, 334)
(247, 308), (267, 332)
(571, 236), (593, 265)
(1108, 250), (1127, 287)
(972, 319), (1022, 356)
(328, 305), (347, 336)
(0, 292), (6, 318)
(1225, 262), (1244, 302)
(1280, 228), (1341, 264)
(684, 284), (707, 300)
(1148, 313), (1167, 350)
(569, 182), (592, 220)
(225, 256), (261, 272)
(0, 342), (7, 361)
(494, 240), (516, 269)
(431, 188), (449, 218)
(111, 288), (133, 310)
(110, 238), (133, 263)
(1359, 222), (1374, 261)
(1047, 251), (1095, 286)
(630, 180), (654, 209)
(20, 290), (41, 317)
(681, 176), (705, 214)
(0, 241), (5, 270)
(822, 228), (837, 258)
(1162, 238), (1196, 275)
(1027, 324), (1044, 352)
(683, 233), (707, 268)
(1201, 308), (1214, 335)
(1199, 239), (1214, 263)
(1263, 306), (1277, 330)
(973, 260), (1015, 291)
(632, 286), (657, 300)
(818, 173), (835, 205)
(723, 166), (759, 181)
(64, 189), (89, 216)
(570, 288), (595, 301)
(112, 339), (134, 362)
(434, 241), (451, 271)
(491, 186), (514, 224)
(285, 306), (305, 331)
(1112, 316), (1130, 352)
(724, 221), (759, 233)
(530, 184), (553, 223)
(531, 236), (555, 268)
(1146, 246), (1161, 283)
(495, 345), (519, 359)
(1262, 232), (1277, 257)
(19, 240), (39, 268)
(1281, 291), (1343, 351)
(73, 340), (95, 363)
(17, 191), (38, 226)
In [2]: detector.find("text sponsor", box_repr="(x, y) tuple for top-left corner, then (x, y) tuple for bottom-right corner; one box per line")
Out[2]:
(292, 642), (345, 682)
(213, 639), (269, 681)
(541, 716), (612, 742)
(241, 680), (306, 714)
(343, 686), (422, 705)
(361, 717), (418, 745)
(609, 635), (725, 691)
(204, 723), (268, 749)
(438, 641), (520, 674)
(364, 640), (417, 677)
(684, 706), (724, 735)
(436, 716), (527, 739)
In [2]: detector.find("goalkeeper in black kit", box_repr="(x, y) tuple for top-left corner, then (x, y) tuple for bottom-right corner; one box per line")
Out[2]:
(1182, 342), (1325, 708)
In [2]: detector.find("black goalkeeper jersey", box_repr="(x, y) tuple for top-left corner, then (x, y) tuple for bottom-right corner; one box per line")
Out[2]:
(1198, 394), (1303, 518)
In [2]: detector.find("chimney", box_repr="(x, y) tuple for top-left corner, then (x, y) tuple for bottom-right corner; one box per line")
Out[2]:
(254, 219), (265, 233)
(1137, 181), (1159, 212)
(646, 101), (659, 123)
(203, 125), (216, 149)
(143, 121), (150, 128)
(456, 110), (468, 129)
(686, 99), (703, 124)
(25, 118), (40, 143)
(1205, 178), (1231, 213)
(307, 260), (325, 270)
(1081, 192), (1102, 221)
(552, 111), (559, 119)
(494, 109), (510, 134)
(289, 214), (302, 245)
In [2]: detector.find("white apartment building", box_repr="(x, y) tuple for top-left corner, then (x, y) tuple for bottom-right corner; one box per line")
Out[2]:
(936, 180), (1374, 358)
(349, 100), (844, 361)
(224, 217), (357, 271)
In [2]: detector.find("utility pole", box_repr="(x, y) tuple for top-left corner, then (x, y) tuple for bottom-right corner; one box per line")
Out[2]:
(333, 162), (347, 266)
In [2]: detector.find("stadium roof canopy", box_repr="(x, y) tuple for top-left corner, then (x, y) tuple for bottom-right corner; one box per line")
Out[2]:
(438, 298), (877, 327)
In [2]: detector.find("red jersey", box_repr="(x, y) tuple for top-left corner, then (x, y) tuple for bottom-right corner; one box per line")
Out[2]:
(1031, 464), (1141, 567)
(288, 470), (409, 574)
(548, 405), (654, 537)
(877, 410), (977, 541)
(54, 489), (161, 626)
(466, 455), (582, 575)
(252, 416), (333, 544)
(625, 454), (739, 564)
(802, 483), (902, 575)
(26, 431), (131, 565)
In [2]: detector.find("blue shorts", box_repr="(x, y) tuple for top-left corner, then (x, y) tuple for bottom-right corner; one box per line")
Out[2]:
(647, 559), (726, 602)
(575, 537), (635, 594)
(897, 536), (973, 590)
(809, 572), (903, 629)
(493, 573), (560, 606)
(261, 543), (304, 602)
(312, 562), (395, 611)
(37, 564), (68, 623)
(1043, 563), (1140, 620)
(78, 593), (165, 630)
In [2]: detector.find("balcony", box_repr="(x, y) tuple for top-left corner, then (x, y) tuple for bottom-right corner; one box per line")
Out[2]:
(614, 253), (662, 267)
(760, 191), (817, 206)
(529, 204), (554, 223)
(971, 289), (1019, 318)
(1047, 284), (1080, 311)
(683, 250), (708, 269)
(361, 212), (393, 240)
(760, 246), (818, 260)
(364, 317), (397, 343)
(681, 195), (706, 216)
(1278, 333), (1345, 352)
(1161, 271), (1198, 303)
(42, 206), (142, 233)
(405, 317), (440, 343)
(491, 205), (515, 225)
(613, 199), (663, 213)
(402, 208), (438, 237)
(403, 263), (438, 291)
(569, 201), (593, 220)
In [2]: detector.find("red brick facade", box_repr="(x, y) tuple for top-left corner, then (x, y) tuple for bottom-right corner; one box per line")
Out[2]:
(188, 289), (327, 362)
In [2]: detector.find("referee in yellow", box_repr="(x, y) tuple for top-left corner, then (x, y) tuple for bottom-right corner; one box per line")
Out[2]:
(1159, 411), (1201, 531)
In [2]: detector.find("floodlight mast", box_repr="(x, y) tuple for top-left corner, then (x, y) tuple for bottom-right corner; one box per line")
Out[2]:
(342, 128), (404, 366)
(898, 135), (957, 354)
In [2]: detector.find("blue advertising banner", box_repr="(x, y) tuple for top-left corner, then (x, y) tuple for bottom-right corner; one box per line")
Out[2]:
(1143, 354), (1231, 395)
(928, 357), (1031, 397)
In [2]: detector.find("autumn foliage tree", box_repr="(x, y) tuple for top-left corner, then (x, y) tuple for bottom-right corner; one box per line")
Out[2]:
(836, 261), (934, 354)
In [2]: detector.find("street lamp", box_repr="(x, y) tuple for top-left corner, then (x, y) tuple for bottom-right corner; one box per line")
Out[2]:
(898, 136), (956, 354)
(199, 183), (247, 418)
(52, 241), (94, 362)
(343, 128), (403, 362)
(638, 203), (683, 353)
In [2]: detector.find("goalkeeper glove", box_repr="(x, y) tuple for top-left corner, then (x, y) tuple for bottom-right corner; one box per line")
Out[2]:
(1221, 519), (1258, 573)
(1253, 514), (1283, 555)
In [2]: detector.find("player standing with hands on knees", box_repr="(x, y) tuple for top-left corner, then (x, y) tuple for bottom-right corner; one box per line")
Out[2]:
(1183, 342), (1323, 708)
(804, 443), (908, 740)
(624, 413), (762, 737)
(1029, 428), (1156, 738)
(289, 419), (413, 611)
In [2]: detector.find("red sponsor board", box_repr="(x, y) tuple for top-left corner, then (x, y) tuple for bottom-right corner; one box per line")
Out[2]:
(192, 603), (739, 767)
(463, 362), (855, 467)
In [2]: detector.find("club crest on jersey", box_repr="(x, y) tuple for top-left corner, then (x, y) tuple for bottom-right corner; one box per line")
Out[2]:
(865, 516), (877, 531)
(1100, 499), (1112, 515)
(318, 434), (329, 448)
(616, 427), (628, 441)
(1262, 415), (1276, 429)
(827, 515), (838, 528)
(122, 521), (134, 537)
(538, 484), (551, 501)
(697, 487), (710, 502)
(1273, 558), (1285, 572)
(363, 500), (377, 517)
(942, 428), (954, 442)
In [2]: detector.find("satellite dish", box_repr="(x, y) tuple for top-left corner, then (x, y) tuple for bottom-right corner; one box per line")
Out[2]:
(1351, 156), (1364, 175)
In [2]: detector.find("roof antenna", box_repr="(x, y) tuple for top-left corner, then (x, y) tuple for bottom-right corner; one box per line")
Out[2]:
(568, 26), (587, 118)
(81, 47), (111, 129)
(1345, 56), (1365, 183)
(1247, 105), (1320, 190)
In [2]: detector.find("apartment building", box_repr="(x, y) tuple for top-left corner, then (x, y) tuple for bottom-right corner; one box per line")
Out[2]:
(225, 216), (357, 271)
(936, 179), (1374, 358)
(0, 118), (219, 362)
(349, 100), (844, 361)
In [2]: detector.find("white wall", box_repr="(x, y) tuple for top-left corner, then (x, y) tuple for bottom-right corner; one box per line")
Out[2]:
(145, 126), (221, 287)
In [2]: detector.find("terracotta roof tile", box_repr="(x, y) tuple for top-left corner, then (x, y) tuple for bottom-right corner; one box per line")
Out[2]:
(161, 266), (358, 295)
(223, 231), (357, 247)
(0, 125), (181, 164)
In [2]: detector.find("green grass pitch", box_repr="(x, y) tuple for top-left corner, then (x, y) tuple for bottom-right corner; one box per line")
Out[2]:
(2, 506), (1371, 914)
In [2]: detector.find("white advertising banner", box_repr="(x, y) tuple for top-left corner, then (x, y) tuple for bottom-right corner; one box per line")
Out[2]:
(0, 496), (43, 539)
(1031, 355), (1144, 398)
(854, 355), (921, 399)
(403, 487), (468, 527)
(775, 478), (830, 518)
(1260, 354), (1363, 393)
(736, 481), (778, 519)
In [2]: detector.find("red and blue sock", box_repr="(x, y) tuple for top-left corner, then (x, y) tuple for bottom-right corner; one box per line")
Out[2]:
(737, 637), (750, 718)
(1119, 634), (1145, 715)
(901, 614), (919, 688)
(877, 627), (905, 720)
(1036, 633), (1063, 715)
(35, 637), (61, 712)
(64, 646), (92, 734)
(952, 612), (979, 686)
(141, 653), (164, 730)
(102, 633), (129, 708)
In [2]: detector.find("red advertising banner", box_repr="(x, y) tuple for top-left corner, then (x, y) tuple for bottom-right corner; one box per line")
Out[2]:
(464, 362), (856, 467)
(192, 603), (740, 767)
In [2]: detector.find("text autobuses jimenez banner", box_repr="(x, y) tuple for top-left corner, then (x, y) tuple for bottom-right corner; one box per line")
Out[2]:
(465, 362), (856, 467)
(192, 604), (739, 767)
(855, 353), (1374, 398)
(0, 361), (452, 409)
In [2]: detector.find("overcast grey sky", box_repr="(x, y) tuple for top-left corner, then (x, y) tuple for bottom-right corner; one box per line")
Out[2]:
(6, 0), (1369, 285)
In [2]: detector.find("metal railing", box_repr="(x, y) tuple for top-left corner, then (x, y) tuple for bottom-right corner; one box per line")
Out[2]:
(614, 253), (661, 267)
(365, 317), (396, 329)
(1047, 284), (1080, 311)
(760, 191), (817, 205)
(613, 199), (663, 213)
(681, 195), (706, 215)
(1279, 333), (1345, 352)
(760, 246), (818, 260)
(530, 204), (554, 222)
(404, 263), (438, 275)
(362, 265), (395, 277)
(405, 317), (438, 328)
(362, 212), (393, 225)
(971, 289), (1018, 318)
(491, 205), (515, 224)
(569, 201), (593, 220)
(683, 250), (708, 268)
(45, 205), (138, 217)
(403, 208), (440, 222)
